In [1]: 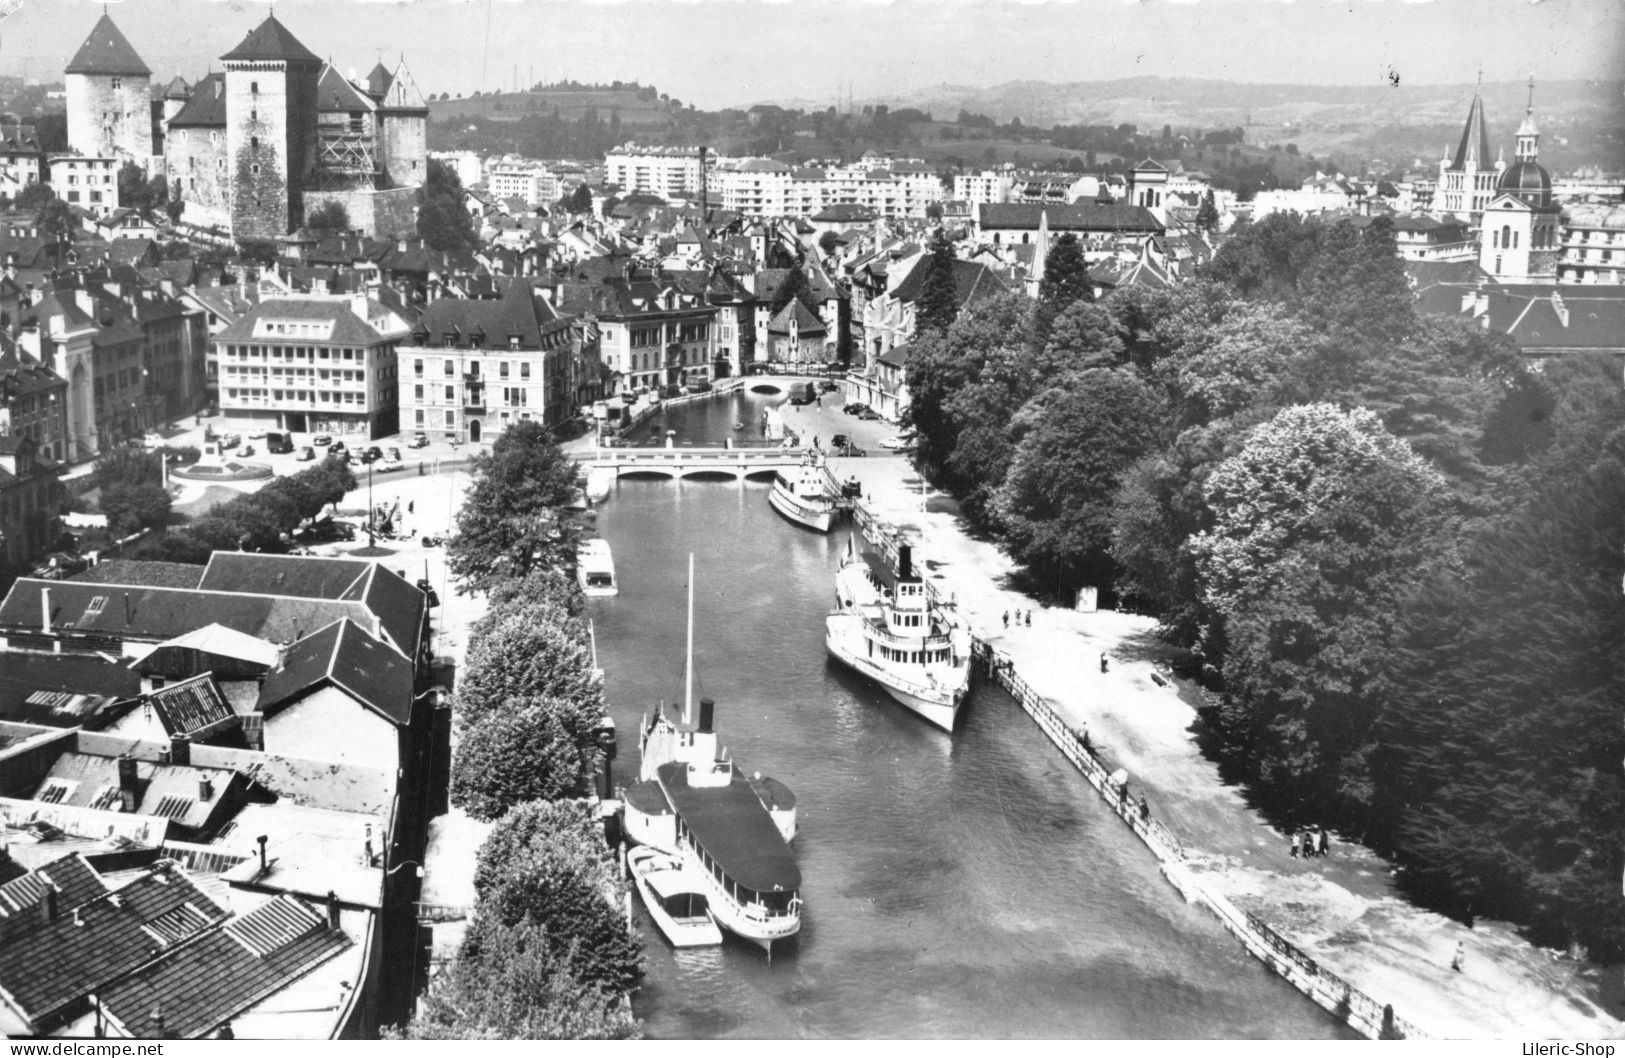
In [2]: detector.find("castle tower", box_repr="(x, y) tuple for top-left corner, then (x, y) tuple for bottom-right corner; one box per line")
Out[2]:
(1128, 158), (1169, 225)
(64, 13), (154, 169)
(221, 13), (322, 240)
(1480, 78), (1559, 283)
(1437, 80), (1504, 227)
(373, 58), (429, 191)
(161, 75), (192, 125)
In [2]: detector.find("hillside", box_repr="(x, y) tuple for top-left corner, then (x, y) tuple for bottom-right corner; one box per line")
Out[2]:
(767, 77), (1625, 173)
(431, 86), (679, 128)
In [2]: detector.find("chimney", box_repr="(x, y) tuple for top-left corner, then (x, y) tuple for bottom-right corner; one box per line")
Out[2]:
(1550, 290), (1569, 327)
(350, 294), (369, 321)
(397, 237), (408, 253)
(197, 775), (213, 801)
(117, 755), (138, 812)
(40, 586), (50, 634)
(41, 884), (57, 922)
(326, 889), (340, 931)
(256, 834), (268, 873)
(169, 735), (189, 767)
(150, 1006), (166, 1039)
(698, 697), (715, 734)
(73, 289), (94, 319)
(897, 544), (914, 581)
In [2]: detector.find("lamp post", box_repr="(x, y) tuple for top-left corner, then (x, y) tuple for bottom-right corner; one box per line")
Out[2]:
(367, 456), (375, 549)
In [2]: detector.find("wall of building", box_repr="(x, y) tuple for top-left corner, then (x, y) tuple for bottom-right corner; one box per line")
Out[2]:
(377, 111), (426, 191)
(167, 126), (231, 229)
(66, 73), (153, 166)
(227, 60), (319, 240)
(303, 186), (417, 239)
(264, 687), (399, 769)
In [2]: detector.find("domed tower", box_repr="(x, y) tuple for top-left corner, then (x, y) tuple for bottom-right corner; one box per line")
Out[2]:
(64, 12), (154, 169)
(1479, 78), (1560, 282)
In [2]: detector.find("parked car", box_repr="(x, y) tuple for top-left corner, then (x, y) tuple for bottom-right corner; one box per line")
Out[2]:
(358, 446), (380, 464)
(247, 429), (268, 440)
(829, 433), (850, 450)
(296, 445), (316, 461)
(879, 434), (914, 450)
(376, 457), (404, 473)
(238, 443), (256, 457)
(408, 432), (429, 448)
(329, 440), (348, 455)
(387, 446), (402, 462)
(843, 402), (868, 415)
(294, 518), (355, 544)
(858, 408), (883, 421)
(219, 433), (242, 449)
(313, 433), (333, 446)
(819, 380), (839, 393)
(329, 450), (351, 465)
(266, 431), (295, 454)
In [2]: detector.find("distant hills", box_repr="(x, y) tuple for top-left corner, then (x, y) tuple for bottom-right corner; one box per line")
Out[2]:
(763, 77), (1625, 172)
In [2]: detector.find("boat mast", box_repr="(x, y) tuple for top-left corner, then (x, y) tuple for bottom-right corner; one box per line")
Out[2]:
(685, 552), (695, 726)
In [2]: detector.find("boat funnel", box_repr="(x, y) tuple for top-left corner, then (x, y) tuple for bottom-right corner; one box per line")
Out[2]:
(698, 697), (715, 734)
(898, 544), (914, 581)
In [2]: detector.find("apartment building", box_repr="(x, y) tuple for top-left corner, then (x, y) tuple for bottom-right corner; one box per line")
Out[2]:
(605, 144), (704, 199)
(211, 293), (411, 438)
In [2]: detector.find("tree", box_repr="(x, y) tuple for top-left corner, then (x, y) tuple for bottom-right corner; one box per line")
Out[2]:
(304, 200), (350, 233)
(14, 182), (52, 212)
(564, 184), (593, 214)
(1190, 403), (1449, 814)
(924, 202), (944, 223)
(100, 481), (171, 537)
(451, 698), (597, 820)
(473, 804), (642, 994)
(448, 421), (582, 592)
(1195, 189), (1220, 233)
(418, 158), (477, 253)
(37, 198), (74, 242)
(769, 260), (811, 315)
(992, 367), (1170, 596)
(817, 230), (840, 258)
(1038, 233), (1091, 315)
(396, 914), (639, 1039)
(914, 227), (960, 336)
(458, 603), (602, 731)
(117, 162), (152, 212)
(236, 238), (278, 266)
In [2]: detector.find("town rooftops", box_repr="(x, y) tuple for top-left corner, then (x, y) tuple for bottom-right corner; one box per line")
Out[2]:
(96, 892), (352, 1040)
(196, 553), (425, 660)
(36, 752), (239, 831)
(0, 859), (227, 1030)
(976, 202), (1163, 234)
(0, 653), (140, 728)
(811, 204), (878, 223)
(0, 853), (109, 924)
(890, 255), (1008, 311)
(767, 299), (826, 336)
(214, 296), (411, 347)
(146, 674), (238, 741)
(411, 279), (568, 350)
(65, 13), (151, 78)
(255, 618), (414, 727)
(220, 13), (320, 65)
(316, 64), (374, 113)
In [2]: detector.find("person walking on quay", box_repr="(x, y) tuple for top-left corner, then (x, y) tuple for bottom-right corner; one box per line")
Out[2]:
(1290, 831), (1301, 858)
(1315, 825), (1329, 857)
(1099, 652), (1109, 673)
(1450, 941), (1466, 973)
(1003, 611), (1010, 629)
(1025, 610), (1032, 627)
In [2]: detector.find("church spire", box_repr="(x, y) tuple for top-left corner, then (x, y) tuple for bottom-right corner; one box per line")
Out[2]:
(1447, 85), (1493, 172)
(1516, 76), (1540, 162)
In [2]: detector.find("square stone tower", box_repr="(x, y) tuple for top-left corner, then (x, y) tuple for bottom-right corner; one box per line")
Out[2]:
(64, 13), (153, 169)
(221, 13), (321, 241)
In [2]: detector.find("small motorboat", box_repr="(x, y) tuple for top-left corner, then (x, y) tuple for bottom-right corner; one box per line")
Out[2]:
(627, 845), (723, 948)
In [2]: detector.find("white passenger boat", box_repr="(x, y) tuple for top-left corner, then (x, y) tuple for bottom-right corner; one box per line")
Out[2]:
(825, 541), (972, 733)
(577, 537), (618, 596)
(622, 556), (802, 953)
(626, 845), (722, 947)
(767, 450), (840, 533)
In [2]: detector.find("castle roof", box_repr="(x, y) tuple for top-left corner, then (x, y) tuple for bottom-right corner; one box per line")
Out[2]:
(163, 75), (191, 101)
(366, 63), (393, 100)
(316, 64), (374, 113)
(65, 14), (151, 78)
(1446, 92), (1494, 172)
(221, 14), (320, 65)
(166, 74), (226, 129)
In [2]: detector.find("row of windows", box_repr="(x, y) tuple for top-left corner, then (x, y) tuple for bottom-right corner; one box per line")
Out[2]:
(413, 358), (531, 379)
(226, 387), (366, 405)
(222, 344), (368, 361)
(874, 644), (951, 666)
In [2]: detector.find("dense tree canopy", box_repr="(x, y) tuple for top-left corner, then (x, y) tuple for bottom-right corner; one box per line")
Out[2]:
(914, 227), (960, 337)
(419, 158), (478, 253)
(451, 697), (597, 820)
(448, 421), (582, 592)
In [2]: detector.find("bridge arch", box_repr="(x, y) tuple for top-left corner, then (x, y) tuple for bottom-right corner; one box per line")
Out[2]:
(750, 383), (784, 395)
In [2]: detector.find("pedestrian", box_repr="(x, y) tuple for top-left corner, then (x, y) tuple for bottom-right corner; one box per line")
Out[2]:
(1290, 831), (1301, 858)
(1002, 610), (1009, 629)
(1099, 652), (1109, 673)
(1316, 825), (1329, 857)
(408, 500), (415, 515)
(1025, 610), (1032, 627)
(1450, 941), (1465, 973)
(1137, 794), (1149, 821)
(813, 434), (820, 449)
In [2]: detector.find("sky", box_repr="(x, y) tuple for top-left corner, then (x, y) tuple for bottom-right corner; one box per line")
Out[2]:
(2, 0), (1620, 109)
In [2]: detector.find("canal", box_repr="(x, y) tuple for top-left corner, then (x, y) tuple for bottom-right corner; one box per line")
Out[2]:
(589, 388), (1348, 1039)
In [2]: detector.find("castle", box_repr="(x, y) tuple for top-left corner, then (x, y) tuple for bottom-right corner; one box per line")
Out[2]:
(64, 11), (427, 240)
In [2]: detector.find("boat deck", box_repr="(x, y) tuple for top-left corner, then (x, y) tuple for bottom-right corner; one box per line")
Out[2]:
(657, 762), (801, 894)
